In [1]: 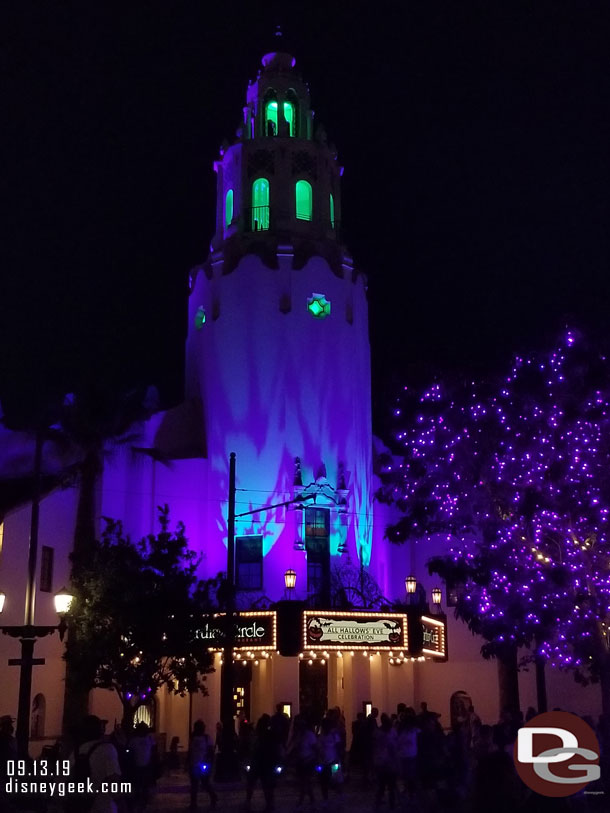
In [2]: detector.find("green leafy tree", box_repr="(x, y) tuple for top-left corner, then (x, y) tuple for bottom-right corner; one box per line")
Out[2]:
(60, 385), (157, 732)
(65, 506), (216, 729)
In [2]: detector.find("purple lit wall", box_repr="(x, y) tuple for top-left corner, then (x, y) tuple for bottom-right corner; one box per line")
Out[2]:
(182, 250), (373, 595)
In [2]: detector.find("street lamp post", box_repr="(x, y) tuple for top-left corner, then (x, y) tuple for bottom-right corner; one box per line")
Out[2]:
(216, 453), (319, 781)
(0, 587), (74, 758)
(0, 429), (75, 757)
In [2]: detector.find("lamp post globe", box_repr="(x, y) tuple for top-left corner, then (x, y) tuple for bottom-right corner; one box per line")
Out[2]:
(54, 587), (75, 616)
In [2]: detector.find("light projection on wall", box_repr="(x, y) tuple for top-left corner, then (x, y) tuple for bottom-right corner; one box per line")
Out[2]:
(330, 193), (335, 228)
(195, 306), (206, 329)
(307, 293), (331, 319)
(296, 180), (313, 221)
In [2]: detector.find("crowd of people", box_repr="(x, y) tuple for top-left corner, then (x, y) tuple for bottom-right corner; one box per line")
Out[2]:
(2, 702), (609, 811)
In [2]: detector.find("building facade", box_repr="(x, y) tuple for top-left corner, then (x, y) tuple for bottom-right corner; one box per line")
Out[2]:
(0, 45), (603, 756)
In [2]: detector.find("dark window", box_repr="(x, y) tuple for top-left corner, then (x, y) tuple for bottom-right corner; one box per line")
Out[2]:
(305, 507), (330, 538)
(236, 535), (263, 590)
(40, 546), (54, 593)
(305, 508), (330, 599)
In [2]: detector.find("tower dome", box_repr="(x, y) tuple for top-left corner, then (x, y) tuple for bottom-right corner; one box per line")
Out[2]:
(208, 47), (343, 273)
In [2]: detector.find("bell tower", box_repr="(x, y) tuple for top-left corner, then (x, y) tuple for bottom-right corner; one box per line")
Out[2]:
(185, 43), (373, 595)
(208, 40), (343, 270)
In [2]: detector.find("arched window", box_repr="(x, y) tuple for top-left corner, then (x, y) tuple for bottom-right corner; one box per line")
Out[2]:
(329, 193), (335, 228)
(283, 101), (295, 137)
(286, 90), (299, 137)
(265, 100), (278, 136)
(296, 180), (313, 221)
(31, 694), (46, 739)
(251, 178), (270, 231)
(134, 699), (157, 731)
(225, 189), (234, 229)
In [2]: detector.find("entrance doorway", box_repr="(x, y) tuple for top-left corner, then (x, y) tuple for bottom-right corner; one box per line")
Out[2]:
(233, 660), (252, 721)
(299, 659), (328, 725)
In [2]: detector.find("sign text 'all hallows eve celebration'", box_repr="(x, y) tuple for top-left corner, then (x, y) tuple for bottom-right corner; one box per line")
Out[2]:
(304, 611), (408, 649)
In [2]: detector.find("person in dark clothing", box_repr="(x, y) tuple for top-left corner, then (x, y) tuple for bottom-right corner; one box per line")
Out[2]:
(270, 704), (290, 756)
(245, 714), (280, 813)
(0, 716), (17, 813)
(187, 720), (217, 811)
(373, 714), (398, 809)
(349, 712), (367, 770)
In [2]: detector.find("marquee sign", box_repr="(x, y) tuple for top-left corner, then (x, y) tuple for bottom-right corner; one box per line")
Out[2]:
(421, 615), (447, 658)
(195, 611), (277, 651)
(303, 610), (408, 650)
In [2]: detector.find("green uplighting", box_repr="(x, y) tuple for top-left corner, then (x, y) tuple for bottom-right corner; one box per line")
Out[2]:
(225, 189), (234, 229)
(266, 101), (278, 135)
(252, 178), (270, 230)
(307, 294), (331, 319)
(195, 306), (206, 329)
(330, 193), (335, 228)
(283, 101), (294, 137)
(296, 180), (312, 221)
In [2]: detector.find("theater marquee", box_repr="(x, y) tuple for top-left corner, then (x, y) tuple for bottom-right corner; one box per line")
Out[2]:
(196, 610), (277, 651)
(303, 610), (408, 650)
(421, 615), (447, 658)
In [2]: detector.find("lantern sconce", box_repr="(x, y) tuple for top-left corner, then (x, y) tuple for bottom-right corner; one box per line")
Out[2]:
(284, 569), (297, 598)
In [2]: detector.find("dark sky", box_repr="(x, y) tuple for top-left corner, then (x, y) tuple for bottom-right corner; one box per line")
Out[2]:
(3, 1), (610, 430)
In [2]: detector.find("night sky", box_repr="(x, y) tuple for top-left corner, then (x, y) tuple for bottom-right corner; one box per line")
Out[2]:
(3, 2), (610, 432)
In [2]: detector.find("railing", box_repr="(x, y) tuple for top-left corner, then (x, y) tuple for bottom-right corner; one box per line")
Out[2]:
(245, 206), (270, 232)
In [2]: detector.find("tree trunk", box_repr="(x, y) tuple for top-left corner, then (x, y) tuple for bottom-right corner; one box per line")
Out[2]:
(62, 448), (101, 737)
(497, 645), (520, 719)
(122, 702), (136, 732)
(600, 658), (610, 718)
(535, 655), (548, 714)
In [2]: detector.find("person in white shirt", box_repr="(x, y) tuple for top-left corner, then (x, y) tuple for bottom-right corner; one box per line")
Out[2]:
(73, 715), (122, 813)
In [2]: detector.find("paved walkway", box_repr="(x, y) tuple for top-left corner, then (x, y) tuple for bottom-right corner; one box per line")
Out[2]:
(149, 769), (414, 812)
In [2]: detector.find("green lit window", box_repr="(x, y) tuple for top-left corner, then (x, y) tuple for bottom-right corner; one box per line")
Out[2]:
(236, 535), (263, 590)
(265, 101), (278, 136)
(307, 293), (331, 319)
(296, 180), (312, 221)
(284, 101), (295, 137)
(329, 193), (335, 228)
(252, 178), (270, 231)
(225, 189), (234, 228)
(195, 306), (206, 329)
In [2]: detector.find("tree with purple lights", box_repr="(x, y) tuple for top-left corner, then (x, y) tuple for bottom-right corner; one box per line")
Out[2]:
(379, 332), (610, 714)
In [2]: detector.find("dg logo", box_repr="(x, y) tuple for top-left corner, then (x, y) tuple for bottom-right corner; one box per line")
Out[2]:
(514, 711), (601, 797)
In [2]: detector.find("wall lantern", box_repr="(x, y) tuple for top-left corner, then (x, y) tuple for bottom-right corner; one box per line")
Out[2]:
(284, 569), (297, 591)
(54, 586), (75, 616)
(405, 575), (417, 595)
(431, 587), (442, 606)
(0, 592), (5, 614)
